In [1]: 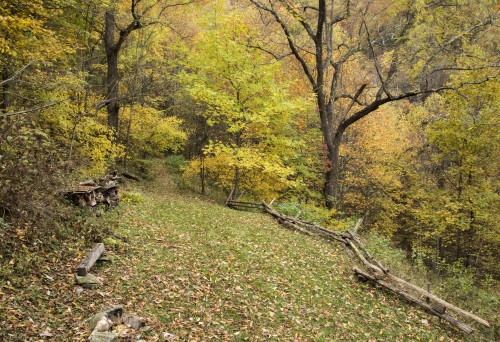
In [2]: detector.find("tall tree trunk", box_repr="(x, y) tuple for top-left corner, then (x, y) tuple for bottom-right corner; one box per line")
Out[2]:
(323, 124), (344, 209)
(1, 69), (10, 110)
(200, 155), (206, 195)
(104, 11), (120, 133)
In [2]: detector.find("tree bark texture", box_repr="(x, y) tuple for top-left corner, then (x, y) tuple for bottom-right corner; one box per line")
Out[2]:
(1, 69), (10, 110)
(103, 1), (144, 134)
(104, 11), (120, 132)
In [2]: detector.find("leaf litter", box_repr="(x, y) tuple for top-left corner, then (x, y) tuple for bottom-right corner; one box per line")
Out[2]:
(0, 165), (466, 341)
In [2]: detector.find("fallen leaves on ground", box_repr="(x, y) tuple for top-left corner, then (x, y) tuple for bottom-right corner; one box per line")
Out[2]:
(0, 164), (466, 341)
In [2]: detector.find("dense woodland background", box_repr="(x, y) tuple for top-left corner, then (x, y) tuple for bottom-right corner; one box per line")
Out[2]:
(0, 0), (498, 304)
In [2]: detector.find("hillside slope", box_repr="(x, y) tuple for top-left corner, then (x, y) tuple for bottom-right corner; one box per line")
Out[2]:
(105, 166), (469, 341)
(0, 164), (479, 340)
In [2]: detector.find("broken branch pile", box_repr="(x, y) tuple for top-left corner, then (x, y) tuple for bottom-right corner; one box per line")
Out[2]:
(230, 201), (489, 334)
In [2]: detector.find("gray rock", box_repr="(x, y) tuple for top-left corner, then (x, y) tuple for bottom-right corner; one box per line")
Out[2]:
(93, 316), (113, 332)
(88, 331), (118, 342)
(88, 312), (107, 331)
(122, 315), (145, 330)
(75, 273), (102, 289)
(106, 307), (123, 324)
(162, 332), (177, 341)
(88, 307), (123, 331)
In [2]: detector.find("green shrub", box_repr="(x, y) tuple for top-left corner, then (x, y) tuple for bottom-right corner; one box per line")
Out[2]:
(273, 201), (348, 229)
(121, 190), (145, 204)
(125, 159), (155, 180)
(165, 155), (187, 174)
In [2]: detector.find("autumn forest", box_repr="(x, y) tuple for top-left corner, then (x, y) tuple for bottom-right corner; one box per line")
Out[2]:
(1, 0), (499, 340)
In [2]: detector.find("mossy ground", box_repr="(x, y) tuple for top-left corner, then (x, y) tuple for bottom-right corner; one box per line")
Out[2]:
(0, 164), (490, 341)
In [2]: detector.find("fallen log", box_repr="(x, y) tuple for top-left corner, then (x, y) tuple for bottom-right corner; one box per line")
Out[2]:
(121, 172), (141, 181)
(77, 243), (105, 276)
(353, 267), (474, 334)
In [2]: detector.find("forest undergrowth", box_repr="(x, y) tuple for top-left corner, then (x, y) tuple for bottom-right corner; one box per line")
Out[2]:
(0, 163), (497, 341)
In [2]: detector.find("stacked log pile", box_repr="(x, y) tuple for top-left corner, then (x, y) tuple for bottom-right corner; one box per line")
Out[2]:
(227, 200), (489, 334)
(61, 172), (120, 210)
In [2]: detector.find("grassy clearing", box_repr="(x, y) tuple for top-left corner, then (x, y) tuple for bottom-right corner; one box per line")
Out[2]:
(0, 164), (494, 340)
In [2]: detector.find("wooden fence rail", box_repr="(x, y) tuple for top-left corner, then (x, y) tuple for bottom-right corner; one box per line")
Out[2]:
(226, 198), (490, 334)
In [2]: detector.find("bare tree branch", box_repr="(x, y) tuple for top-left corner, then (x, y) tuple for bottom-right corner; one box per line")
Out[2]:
(278, 0), (316, 41)
(0, 61), (34, 87)
(249, 0), (317, 88)
(0, 99), (69, 118)
(362, 15), (391, 99)
(340, 75), (499, 131)
(343, 83), (367, 117)
(245, 44), (293, 60)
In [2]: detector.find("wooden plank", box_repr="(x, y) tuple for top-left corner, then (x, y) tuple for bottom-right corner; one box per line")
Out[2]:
(77, 243), (105, 276)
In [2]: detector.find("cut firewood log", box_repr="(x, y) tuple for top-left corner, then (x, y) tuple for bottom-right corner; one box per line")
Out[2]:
(77, 196), (86, 208)
(77, 243), (105, 276)
(353, 267), (474, 334)
(80, 179), (97, 186)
